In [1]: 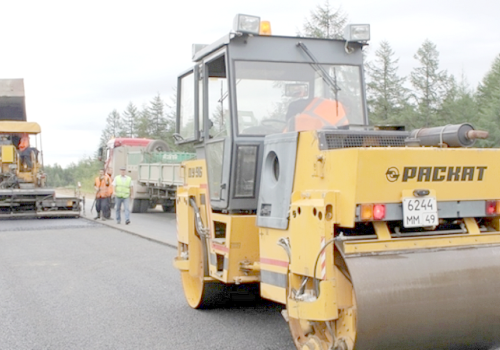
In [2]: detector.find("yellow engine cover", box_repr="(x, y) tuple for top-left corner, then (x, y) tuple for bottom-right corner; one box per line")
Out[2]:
(293, 131), (500, 227)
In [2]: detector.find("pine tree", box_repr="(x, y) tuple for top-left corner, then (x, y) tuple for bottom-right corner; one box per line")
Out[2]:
(148, 93), (168, 139)
(163, 90), (178, 149)
(476, 54), (500, 147)
(410, 40), (451, 128)
(299, 0), (348, 39)
(365, 41), (409, 125)
(122, 102), (139, 137)
(438, 74), (477, 125)
(99, 109), (123, 147)
(136, 104), (153, 138)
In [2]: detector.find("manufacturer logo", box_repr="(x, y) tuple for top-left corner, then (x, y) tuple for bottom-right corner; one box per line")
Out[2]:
(386, 166), (487, 182)
(386, 167), (400, 182)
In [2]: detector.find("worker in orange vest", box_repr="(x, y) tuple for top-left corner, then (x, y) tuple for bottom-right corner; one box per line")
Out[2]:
(94, 169), (112, 220)
(18, 133), (29, 151)
(106, 168), (114, 197)
(17, 133), (38, 169)
(286, 97), (348, 132)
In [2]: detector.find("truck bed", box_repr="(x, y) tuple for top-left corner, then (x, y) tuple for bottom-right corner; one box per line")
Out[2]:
(137, 162), (184, 187)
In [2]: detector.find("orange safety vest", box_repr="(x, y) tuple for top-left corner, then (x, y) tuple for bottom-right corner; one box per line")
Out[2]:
(95, 174), (111, 198)
(19, 134), (29, 151)
(287, 98), (348, 132)
(106, 170), (114, 196)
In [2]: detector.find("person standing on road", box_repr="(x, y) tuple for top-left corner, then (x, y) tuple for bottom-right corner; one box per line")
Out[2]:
(94, 169), (111, 220)
(113, 166), (133, 225)
(105, 167), (114, 211)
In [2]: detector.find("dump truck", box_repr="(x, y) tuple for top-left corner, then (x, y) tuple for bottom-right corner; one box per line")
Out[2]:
(172, 15), (500, 350)
(98, 137), (194, 213)
(0, 79), (81, 217)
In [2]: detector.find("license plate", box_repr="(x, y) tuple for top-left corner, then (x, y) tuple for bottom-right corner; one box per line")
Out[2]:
(403, 197), (438, 228)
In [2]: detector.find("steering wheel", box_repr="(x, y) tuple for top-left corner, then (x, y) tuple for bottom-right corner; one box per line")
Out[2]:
(261, 118), (287, 127)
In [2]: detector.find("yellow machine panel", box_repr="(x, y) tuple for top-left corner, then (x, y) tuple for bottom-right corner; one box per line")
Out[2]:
(209, 213), (260, 284)
(1, 144), (15, 163)
(259, 227), (290, 304)
(293, 131), (500, 227)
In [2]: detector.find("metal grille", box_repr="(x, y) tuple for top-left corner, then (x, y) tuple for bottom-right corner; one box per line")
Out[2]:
(318, 130), (409, 150)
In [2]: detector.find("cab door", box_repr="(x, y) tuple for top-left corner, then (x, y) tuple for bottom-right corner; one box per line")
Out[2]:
(202, 52), (232, 210)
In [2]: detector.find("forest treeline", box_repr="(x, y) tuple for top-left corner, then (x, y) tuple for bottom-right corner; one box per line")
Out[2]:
(46, 1), (500, 190)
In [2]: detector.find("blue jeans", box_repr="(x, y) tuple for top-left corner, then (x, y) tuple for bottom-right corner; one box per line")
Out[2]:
(115, 197), (130, 223)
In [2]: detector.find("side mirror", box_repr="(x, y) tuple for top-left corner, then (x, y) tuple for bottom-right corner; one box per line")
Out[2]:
(97, 146), (104, 161)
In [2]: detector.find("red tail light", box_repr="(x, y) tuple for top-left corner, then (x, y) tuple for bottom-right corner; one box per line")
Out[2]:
(486, 200), (500, 215)
(373, 204), (386, 220)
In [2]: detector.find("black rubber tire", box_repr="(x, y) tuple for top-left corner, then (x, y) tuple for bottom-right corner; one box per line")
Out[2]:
(140, 199), (150, 213)
(131, 198), (142, 213)
(146, 140), (169, 153)
(162, 201), (176, 213)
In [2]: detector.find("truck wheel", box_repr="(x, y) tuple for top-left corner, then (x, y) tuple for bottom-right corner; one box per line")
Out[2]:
(140, 199), (150, 213)
(146, 140), (169, 153)
(162, 204), (175, 213)
(131, 198), (142, 213)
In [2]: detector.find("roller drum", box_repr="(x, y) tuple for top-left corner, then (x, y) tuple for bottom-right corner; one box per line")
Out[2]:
(344, 245), (500, 349)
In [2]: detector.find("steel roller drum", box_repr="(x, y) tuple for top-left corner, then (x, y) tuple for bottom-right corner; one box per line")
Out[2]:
(344, 245), (500, 350)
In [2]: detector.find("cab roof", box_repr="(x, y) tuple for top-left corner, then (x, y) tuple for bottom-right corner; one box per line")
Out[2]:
(107, 137), (152, 148)
(0, 121), (41, 134)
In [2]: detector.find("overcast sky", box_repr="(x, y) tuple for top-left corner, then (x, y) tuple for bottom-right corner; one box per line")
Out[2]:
(1, 0), (499, 167)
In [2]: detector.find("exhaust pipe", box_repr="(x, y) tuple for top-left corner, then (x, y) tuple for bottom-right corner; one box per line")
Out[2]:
(406, 123), (489, 147)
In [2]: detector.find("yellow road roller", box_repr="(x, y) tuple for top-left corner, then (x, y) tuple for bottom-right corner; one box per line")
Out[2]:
(173, 15), (500, 349)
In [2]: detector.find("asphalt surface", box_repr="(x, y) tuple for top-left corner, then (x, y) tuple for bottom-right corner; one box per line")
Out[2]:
(78, 191), (178, 247)
(0, 215), (294, 350)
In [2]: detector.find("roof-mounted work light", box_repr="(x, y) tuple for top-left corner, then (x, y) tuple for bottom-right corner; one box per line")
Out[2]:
(233, 14), (261, 35)
(343, 24), (370, 43)
(343, 24), (370, 54)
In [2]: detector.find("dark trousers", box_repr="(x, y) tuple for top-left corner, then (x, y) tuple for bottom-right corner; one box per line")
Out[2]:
(96, 197), (111, 218)
(19, 147), (38, 168)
